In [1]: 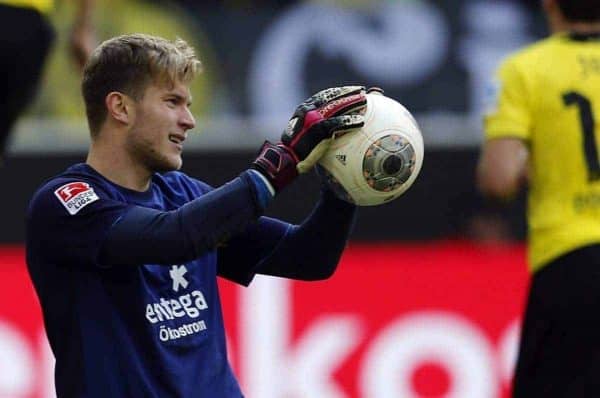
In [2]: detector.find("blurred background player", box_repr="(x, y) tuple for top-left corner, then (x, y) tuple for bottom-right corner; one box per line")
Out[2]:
(477, 0), (600, 395)
(25, 33), (368, 397)
(0, 0), (95, 164)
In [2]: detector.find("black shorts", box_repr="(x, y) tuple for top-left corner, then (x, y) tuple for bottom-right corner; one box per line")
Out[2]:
(0, 4), (55, 158)
(513, 244), (600, 397)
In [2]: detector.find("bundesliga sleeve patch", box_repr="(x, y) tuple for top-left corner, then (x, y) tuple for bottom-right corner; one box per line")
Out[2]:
(54, 182), (100, 215)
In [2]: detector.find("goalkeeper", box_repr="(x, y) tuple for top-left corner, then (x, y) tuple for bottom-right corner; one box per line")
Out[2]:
(26, 33), (367, 397)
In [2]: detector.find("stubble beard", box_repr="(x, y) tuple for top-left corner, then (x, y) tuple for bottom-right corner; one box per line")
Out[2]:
(127, 129), (182, 174)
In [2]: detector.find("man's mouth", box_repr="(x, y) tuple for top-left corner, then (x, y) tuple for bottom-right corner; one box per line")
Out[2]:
(169, 134), (185, 145)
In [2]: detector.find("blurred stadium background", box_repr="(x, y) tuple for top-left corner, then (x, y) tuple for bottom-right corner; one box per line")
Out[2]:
(0, 0), (541, 396)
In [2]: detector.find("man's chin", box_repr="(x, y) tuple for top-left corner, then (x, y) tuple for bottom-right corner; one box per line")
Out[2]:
(151, 157), (183, 173)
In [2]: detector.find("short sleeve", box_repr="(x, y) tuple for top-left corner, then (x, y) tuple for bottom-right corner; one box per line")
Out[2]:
(26, 179), (132, 268)
(484, 56), (532, 141)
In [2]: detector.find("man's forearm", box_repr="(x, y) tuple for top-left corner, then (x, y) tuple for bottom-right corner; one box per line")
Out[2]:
(256, 188), (357, 280)
(99, 171), (265, 266)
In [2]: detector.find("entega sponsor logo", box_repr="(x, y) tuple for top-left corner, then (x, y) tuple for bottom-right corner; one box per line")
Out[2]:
(145, 290), (208, 324)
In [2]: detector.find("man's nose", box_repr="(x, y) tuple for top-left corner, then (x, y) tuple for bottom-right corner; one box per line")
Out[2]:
(180, 108), (196, 130)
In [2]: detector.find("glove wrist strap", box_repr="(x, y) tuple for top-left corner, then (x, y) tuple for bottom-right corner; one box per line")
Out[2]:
(251, 141), (299, 192)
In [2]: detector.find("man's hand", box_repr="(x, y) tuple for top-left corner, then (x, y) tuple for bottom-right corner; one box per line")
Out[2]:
(283, 86), (367, 173)
(69, 0), (96, 71)
(252, 86), (367, 192)
(69, 23), (95, 71)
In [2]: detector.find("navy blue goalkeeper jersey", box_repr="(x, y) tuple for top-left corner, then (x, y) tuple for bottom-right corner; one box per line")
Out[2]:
(25, 163), (291, 398)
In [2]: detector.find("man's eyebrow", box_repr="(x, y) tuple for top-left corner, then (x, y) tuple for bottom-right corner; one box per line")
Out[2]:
(166, 93), (193, 105)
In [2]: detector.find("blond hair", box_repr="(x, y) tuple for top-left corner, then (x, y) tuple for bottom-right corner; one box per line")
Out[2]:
(82, 33), (201, 136)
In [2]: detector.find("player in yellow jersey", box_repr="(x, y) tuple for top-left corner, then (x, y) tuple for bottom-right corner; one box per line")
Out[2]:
(478, 0), (600, 396)
(0, 0), (94, 164)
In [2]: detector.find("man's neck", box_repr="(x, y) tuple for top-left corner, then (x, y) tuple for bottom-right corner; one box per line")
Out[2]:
(552, 20), (600, 35)
(86, 141), (152, 192)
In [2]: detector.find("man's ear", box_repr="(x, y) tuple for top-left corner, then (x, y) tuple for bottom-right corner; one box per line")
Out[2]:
(105, 92), (134, 125)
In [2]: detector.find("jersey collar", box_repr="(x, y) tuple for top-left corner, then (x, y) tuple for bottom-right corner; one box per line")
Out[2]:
(567, 31), (600, 41)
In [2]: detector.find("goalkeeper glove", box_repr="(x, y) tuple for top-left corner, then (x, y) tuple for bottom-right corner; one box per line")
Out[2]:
(252, 86), (367, 192)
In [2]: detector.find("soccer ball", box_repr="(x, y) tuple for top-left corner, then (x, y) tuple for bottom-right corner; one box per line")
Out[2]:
(317, 92), (424, 206)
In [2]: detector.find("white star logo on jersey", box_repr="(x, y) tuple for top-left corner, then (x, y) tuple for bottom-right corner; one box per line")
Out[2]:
(170, 265), (189, 292)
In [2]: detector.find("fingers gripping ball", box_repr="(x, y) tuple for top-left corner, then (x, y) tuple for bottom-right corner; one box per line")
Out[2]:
(252, 86), (368, 192)
(296, 114), (364, 174)
(281, 86), (367, 173)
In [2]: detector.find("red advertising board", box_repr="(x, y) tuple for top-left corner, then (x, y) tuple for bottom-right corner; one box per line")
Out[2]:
(0, 242), (528, 397)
